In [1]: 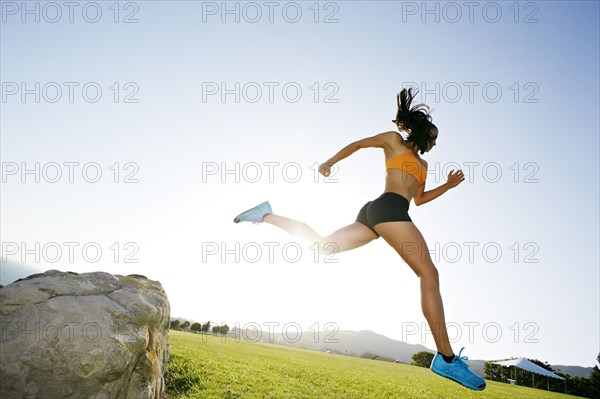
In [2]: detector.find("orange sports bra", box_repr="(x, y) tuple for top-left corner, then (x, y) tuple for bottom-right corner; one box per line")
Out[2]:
(385, 150), (427, 186)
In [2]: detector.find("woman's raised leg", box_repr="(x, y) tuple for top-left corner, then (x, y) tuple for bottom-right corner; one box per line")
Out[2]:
(263, 214), (377, 254)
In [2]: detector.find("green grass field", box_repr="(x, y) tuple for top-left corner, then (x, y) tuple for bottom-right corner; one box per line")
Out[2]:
(165, 330), (581, 399)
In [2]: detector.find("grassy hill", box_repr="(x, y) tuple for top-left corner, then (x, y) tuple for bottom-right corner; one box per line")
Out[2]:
(165, 330), (582, 399)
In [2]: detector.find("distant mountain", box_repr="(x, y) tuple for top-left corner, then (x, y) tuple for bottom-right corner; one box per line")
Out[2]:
(271, 329), (433, 364)
(0, 259), (45, 287)
(225, 328), (434, 365)
(551, 365), (593, 378)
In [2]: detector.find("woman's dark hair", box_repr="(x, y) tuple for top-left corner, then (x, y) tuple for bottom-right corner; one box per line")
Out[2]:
(392, 87), (438, 154)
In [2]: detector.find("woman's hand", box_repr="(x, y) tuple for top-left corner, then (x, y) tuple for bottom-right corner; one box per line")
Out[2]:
(319, 162), (334, 177)
(446, 169), (465, 188)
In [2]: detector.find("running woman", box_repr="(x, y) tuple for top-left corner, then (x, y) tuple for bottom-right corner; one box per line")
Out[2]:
(233, 88), (486, 391)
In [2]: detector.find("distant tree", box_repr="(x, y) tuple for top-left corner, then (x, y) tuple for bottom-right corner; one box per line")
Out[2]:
(220, 324), (230, 335)
(590, 353), (600, 399)
(411, 351), (435, 368)
(201, 321), (211, 333)
(484, 362), (505, 382)
(212, 326), (220, 334)
(180, 321), (190, 330)
(170, 320), (180, 330)
(191, 323), (202, 333)
(565, 375), (593, 398)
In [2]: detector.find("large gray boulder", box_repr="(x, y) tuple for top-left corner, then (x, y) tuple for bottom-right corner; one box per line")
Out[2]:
(0, 270), (170, 398)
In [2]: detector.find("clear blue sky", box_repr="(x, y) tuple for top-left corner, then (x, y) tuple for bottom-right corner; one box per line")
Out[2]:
(1, 1), (598, 367)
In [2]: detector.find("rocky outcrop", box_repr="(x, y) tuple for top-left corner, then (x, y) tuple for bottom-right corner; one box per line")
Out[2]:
(0, 270), (170, 398)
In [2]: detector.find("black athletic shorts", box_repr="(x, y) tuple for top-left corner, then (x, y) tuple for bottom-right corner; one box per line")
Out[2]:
(355, 192), (412, 238)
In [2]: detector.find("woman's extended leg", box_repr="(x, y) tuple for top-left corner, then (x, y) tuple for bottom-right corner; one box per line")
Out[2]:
(373, 221), (453, 356)
(263, 214), (377, 254)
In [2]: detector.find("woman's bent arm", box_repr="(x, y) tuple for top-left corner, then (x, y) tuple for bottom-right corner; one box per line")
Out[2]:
(414, 183), (451, 206)
(414, 169), (464, 206)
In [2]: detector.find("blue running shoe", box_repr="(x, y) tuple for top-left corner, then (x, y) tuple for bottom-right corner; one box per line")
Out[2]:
(430, 347), (486, 391)
(233, 201), (272, 224)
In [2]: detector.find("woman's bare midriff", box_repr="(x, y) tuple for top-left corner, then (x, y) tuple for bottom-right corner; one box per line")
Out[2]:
(384, 169), (420, 202)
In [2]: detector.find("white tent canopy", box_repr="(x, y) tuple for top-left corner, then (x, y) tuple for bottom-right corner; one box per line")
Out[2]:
(491, 358), (564, 380)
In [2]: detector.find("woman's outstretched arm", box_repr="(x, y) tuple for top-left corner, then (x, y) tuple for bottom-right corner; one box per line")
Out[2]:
(414, 169), (464, 206)
(319, 131), (394, 177)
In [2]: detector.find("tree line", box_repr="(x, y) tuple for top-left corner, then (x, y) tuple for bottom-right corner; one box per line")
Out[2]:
(170, 319), (230, 335)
